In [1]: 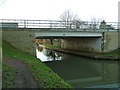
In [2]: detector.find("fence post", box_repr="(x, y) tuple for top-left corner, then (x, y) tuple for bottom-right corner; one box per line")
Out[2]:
(50, 20), (52, 28)
(24, 20), (26, 28)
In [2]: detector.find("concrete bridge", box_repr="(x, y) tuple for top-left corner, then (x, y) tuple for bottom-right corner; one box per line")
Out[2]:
(1, 19), (120, 55)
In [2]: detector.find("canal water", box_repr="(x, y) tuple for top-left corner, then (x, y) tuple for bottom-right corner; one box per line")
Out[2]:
(36, 46), (119, 88)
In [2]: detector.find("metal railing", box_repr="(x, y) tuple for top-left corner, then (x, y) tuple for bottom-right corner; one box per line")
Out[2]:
(0, 19), (120, 30)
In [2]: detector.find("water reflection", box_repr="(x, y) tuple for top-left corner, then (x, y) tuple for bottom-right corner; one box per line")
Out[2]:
(36, 46), (119, 88)
(36, 46), (62, 62)
(36, 46), (43, 52)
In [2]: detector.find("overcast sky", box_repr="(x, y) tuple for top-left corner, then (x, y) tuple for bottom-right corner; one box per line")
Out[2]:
(0, 0), (119, 22)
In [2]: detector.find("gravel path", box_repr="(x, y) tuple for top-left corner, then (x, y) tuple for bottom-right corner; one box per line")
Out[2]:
(3, 58), (38, 88)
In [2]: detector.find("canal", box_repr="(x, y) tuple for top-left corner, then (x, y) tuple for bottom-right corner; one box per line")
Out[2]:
(36, 46), (119, 88)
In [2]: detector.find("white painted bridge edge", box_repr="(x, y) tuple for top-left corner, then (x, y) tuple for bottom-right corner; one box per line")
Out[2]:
(35, 31), (102, 37)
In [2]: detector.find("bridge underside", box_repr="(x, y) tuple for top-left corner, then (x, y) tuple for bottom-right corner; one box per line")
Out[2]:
(35, 31), (118, 53)
(36, 36), (101, 39)
(35, 31), (103, 53)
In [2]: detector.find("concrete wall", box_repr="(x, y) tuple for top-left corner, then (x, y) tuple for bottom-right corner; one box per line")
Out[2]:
(2, 31), (36, 56)
(103, 32), (118, 52)
(61, 37), (102, 53)
(61, 31), (118, 53)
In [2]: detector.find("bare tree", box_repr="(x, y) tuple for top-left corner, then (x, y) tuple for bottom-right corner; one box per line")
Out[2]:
(72, 16), (81, 28)
(89, 17), (100, 29)
(60, 10), (81, 28)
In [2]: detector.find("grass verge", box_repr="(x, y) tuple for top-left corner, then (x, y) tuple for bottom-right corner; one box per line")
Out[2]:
(41, 44), (61, 48)
(88, 48), (120, 60)
(2, 63), (16, 88)
(2, 41), (73, 88)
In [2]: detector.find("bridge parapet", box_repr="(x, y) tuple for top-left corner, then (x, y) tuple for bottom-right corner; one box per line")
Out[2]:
(19, 28), (119, 32)
(0, 19), (120, 31)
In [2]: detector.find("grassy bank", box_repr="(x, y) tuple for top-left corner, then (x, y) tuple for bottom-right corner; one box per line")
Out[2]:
(2, 63), (16, 88)
(92, 48), (119, 60)
(41, 44), (61, 48)
(2, 41), (73, 88)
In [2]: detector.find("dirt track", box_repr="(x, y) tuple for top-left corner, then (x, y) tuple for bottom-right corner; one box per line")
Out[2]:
(3, 57), (38, 88)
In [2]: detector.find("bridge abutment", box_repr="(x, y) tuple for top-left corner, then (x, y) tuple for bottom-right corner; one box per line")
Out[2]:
(61, 32), (118, 53)
(103, 32), (118, 52)
(61, 37), (102, 53)
(2, 31), (36, 56)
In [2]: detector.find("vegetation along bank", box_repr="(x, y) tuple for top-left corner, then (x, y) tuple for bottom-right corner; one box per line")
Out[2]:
(2, 41), (73, 88)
